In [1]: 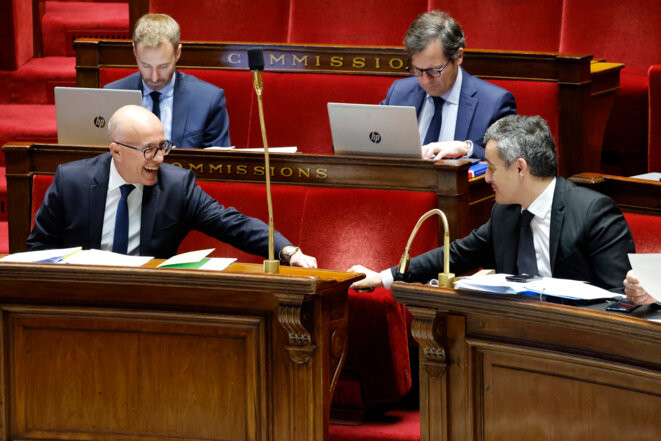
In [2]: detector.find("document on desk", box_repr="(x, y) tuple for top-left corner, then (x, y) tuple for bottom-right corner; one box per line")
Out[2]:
(0, 247), (82, 263)
(157, 249), (236, 271)
(628, 253), (661, 302)
(0, 247), (152, 267)
(454, 273), (615, 301)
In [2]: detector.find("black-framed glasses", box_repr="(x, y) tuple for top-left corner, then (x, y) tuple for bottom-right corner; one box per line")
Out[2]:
(114, 140), (174, 159)
(407, 59), (452, 78)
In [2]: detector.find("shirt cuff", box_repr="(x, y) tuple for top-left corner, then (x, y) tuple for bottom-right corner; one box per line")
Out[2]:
(464, 140), (474, 158)
(381, 268), (394, 289)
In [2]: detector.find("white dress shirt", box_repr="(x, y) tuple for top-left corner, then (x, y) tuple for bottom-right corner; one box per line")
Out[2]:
(142, 75), (175, 141)
(101, 159), (143, 255)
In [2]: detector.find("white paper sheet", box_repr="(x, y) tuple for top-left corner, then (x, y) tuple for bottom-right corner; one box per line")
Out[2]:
(628, 253), (661, 302)
(0, 247), (82, 263)
(157, 249), (215, 267)
(62, 249), (153, 267)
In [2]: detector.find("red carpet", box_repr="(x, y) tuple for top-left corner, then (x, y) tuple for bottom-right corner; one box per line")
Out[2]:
(329, 409), (420, 441)
(7, 57), (76, 104)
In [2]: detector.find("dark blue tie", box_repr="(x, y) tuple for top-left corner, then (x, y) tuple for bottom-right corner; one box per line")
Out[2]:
(112, 184), (135, 254)
(516, 210), (539, 276)
(150, 91), (161, 120)
(423, 96), (444, 145)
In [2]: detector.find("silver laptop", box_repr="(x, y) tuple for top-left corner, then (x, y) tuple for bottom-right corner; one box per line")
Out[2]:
(55, 87), (142, 146)
(328, 103), (422, 158)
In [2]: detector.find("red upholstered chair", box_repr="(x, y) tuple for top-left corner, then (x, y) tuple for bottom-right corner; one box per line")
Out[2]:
(649, 65), (661, 172)
(434, 0), (562, 52)
(287, 0), (427, 45)
(624, 212), (661, 253)
(148, 0), (290, 43)
(245, 72), (400, 153)
(560, 0), (661, 175)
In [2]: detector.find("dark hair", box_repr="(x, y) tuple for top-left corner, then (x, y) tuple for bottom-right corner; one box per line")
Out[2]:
(483, 115), (558, 177)
(404, 10), (465, 60)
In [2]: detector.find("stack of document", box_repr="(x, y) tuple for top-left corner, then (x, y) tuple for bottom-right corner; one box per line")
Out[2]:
(454, 273), (616, 301)
(157, 249), (236, 271)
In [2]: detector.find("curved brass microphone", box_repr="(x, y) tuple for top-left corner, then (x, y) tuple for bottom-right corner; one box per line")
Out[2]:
(398, 209), (455, 288)
(248, 47), (279, 274)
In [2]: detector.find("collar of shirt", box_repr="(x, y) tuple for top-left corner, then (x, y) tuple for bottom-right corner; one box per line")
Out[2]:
(525, 177), (556, 220)
(523, 177), (556, 277)
(141, 73), (176, 99)
(109, 158), (144, 194)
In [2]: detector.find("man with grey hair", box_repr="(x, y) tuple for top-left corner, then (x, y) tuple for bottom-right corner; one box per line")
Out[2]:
(382, 10), (516, 160)
(105, 13), (230, 148)
(349, 115), (634, 292)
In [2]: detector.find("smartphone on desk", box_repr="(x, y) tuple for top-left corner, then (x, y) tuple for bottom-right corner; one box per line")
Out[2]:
(606, 300), (640, 313)
(506, 274), (542, 283)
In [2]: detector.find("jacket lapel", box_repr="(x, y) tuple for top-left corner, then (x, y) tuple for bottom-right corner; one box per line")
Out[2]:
(139, 180), (160, 255)
(454, 69), (478, 141)
(171, 70), (188, 146)
(549, 178), (566, 272)
(88, 154), (111, 248)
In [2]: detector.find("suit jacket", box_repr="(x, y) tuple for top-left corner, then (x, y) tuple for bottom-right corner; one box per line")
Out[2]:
(105, 70), (231, 148)
(27, 153), (290, 258)
(392, 177), (635, 291)
(381, 68), (517, 159)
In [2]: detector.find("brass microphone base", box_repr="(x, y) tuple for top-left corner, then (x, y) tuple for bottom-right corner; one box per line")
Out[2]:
(438, 272), (455, 288)
(264, 259), (280, 274)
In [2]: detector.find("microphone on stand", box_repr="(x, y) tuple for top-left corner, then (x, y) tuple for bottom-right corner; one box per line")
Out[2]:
(397, 209), (455, 288)
(248, 47), (279, 274)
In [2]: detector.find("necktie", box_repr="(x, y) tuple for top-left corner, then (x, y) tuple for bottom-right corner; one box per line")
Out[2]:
(112, 184), (135, 254)
(516, 210), (539, 276)
(150, 91), (161, 120)
(423, 96), (444, 145)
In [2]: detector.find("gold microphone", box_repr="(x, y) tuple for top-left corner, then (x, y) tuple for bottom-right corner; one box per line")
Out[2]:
(248, 47), (279, 274)
(398, 209), (455, 288)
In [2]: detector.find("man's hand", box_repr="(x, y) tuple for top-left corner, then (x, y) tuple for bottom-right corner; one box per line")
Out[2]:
(421, 140), (470, 160)
(347, 265), (384, 290)
(289, 250), (317, 268)
(624, 270), (656, 305)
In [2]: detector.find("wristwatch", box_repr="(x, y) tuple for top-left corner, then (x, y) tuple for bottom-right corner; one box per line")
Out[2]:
(279, 245), (300, 264)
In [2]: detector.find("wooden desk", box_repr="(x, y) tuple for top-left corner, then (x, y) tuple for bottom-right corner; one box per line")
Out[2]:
(2, 143), (493, 253)
(0, 260), (360, 441)
(392, 283), (661, 441)
(569, 172), (661, 215)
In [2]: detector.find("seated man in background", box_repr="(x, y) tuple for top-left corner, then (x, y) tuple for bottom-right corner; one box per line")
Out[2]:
(105, 13), (231, 148)
(382, 10), (516, 160)
(28, 105), (315, 267)
(349, 115), (634, 291)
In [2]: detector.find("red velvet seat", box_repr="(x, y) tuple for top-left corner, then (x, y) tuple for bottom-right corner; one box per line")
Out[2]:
(624, 212), (661, 253)
(0, 104), (57, 167)
(649, 65), (661, 172)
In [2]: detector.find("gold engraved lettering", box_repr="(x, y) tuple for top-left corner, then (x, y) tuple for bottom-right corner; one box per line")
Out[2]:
(236, 164), (248, 174)
(375, 57), (381, 69)
(270, 166), (276, 176)
(315, 55), (321, 67)
(254, 165), (264, 176)
(330, 56), (344, 67)
(389, 58), (404, 69)
(226, 164), (232, 173)
(189, 163), (204, 172)
(227, 53), (241, 64)
(298, 168), (311, 178)
(352, 57), (366, 68)
(171, 162), (183, 168)
(316, 169), (328, 179)
(281, 167), (293, 177)
(270, 54), (286, 66)
(293, 55), (308, 66)
(209, 164), (223, 173)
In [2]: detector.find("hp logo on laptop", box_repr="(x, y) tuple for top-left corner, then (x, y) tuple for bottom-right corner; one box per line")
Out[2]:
(369, 131), (382, 143)
(93, 116), (106, 128)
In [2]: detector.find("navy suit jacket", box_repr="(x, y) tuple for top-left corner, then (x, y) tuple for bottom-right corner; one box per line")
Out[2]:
(27, 153), (290, 258)
(391, 177), (635, 291)
(105, 70), (231, 148)
(381, 68), (517, 159)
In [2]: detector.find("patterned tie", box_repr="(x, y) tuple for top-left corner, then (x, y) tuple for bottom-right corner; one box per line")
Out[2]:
(112, 184), (135, 254)
(423, 96), (444, 145)
(516, 210), (539, 276)
(150, 91), (161, 120)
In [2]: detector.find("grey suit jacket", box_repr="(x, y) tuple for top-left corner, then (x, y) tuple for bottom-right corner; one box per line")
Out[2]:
(105, 70), (231, 148)
(391, 177), (635, 291)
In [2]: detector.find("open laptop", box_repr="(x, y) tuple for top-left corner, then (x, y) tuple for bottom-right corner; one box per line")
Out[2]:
(327, 102), (422, 158)
(55, 87), (142, 146)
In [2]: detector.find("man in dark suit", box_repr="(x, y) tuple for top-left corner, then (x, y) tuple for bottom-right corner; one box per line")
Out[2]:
(27, 105), (316, 267)
(105, 13), (230, 148)
(349, 115), (634, 291)
(382, 11), (516, 160)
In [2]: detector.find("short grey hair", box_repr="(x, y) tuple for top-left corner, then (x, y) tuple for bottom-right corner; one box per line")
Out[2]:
(484, 115), (558, 178)
(404, 10), (465, 60)
(133, 13), (180, 48)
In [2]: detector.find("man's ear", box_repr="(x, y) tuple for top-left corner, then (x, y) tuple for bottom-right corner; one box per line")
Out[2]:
(454, 48), (464, 66)
(516, 157), (528, 176)
(175, 43), (182, 62)
(110, 142), (121, 161)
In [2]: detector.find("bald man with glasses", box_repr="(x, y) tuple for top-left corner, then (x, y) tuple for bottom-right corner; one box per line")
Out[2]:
(27, 105), (317, 268)
(382, 10), (517, 160)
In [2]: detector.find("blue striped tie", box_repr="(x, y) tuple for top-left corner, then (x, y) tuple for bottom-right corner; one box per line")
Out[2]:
(112, 184), (135, 254)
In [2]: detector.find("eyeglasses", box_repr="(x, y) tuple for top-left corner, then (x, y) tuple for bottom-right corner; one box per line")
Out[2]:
(407, 59), (452, 78)
(114, 140), (174, 159)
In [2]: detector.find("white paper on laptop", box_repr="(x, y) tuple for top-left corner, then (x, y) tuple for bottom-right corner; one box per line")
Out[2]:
(55, 87), (142, 146)
(454, 273), (615, 301)
(328, 103), (422, 158)
(628, 253), (661, 302)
